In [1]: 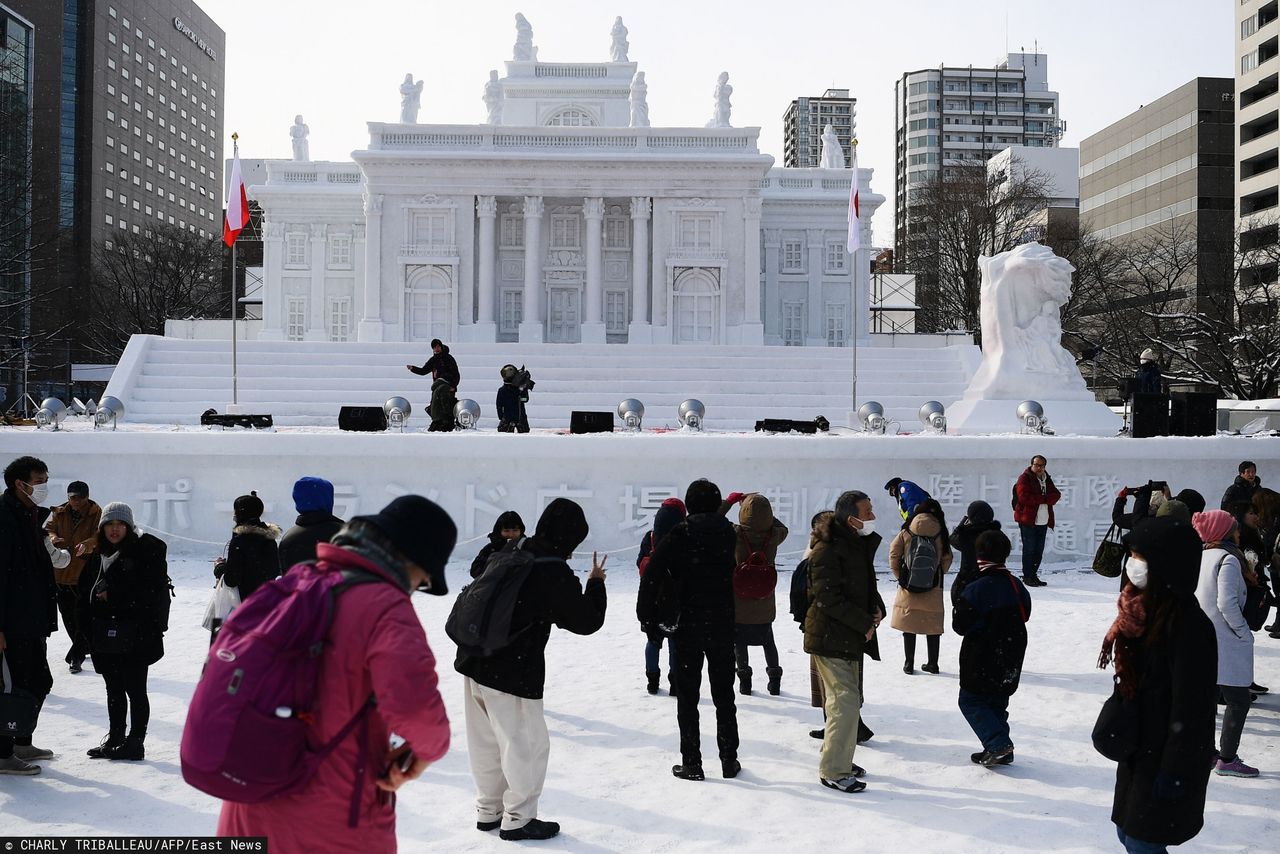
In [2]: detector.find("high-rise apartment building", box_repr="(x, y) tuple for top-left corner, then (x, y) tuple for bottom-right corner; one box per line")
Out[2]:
(1237, 1), (1280, 288)
(1080, 78), (1235, 310)
(2, 0), (224, 395)
(894, 52), (1063, 278)
(783, 88), (856, 168)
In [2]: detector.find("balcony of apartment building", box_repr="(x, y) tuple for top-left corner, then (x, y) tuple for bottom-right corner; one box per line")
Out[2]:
(1239, 109), (1280, 175)
(1240, 146), (1280, 205)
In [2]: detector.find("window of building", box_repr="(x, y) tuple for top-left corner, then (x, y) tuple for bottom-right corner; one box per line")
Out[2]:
(286, 233), (308, 267)
(500, 289), (523, 333)
(499, 214), (523, 247)
(545, 107), (596, 126)
(411, 211), (450, 246)
(328, 233), (352, 268)
(782, 302), (804, 346)
(825, 241), (846, 273)
(550, 214), (581, 249)
(328, 298), (352, 342)
(824, 304), (847, 346)
(782, 239), (804, 271)
(108, 32), (117, 44)
(604, 216), (629, 248)
(108, 6), (117, 18)
(605, 290), (629, 334)
(678, 215), (713, 249)
(287, 297), (307, 341)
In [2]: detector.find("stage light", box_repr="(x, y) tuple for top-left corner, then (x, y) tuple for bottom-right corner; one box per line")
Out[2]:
(455, 399), (481, 430)
(678, 399), (705, 431)
(85, 398), (98, 417)
(94, 396), (124, 430)
(918, 400), (947, 434)
(617, 398), (644, 432)
(1017, 400), (1053, 435)
(69, 397), (87, 416)
(857, 401), (887, 435)
(383, 396), (412, 433)
(36, 398), (68, 431)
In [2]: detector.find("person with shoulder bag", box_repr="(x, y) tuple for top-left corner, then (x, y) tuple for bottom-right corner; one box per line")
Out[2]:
(83, 502), (169, 761)
(211, 492), (281, 643)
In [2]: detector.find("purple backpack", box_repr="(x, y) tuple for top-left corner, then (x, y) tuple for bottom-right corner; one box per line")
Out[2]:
(180, 561), (381, 820)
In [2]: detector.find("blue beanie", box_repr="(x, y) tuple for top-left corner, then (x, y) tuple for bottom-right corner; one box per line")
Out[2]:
(293, 477), (335, 514)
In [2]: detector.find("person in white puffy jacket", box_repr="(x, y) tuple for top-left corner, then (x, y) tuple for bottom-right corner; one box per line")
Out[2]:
(1191, 510), (1259, 778)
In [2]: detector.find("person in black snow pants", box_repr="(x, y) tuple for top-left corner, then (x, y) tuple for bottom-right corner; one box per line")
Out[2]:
(407, 339), (461, 431)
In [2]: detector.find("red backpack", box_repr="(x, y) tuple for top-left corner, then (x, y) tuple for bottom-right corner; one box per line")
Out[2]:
(733, 529), (777, 600)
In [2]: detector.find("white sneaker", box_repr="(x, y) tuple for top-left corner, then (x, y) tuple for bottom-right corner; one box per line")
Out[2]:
(0, 754), (41, 775)
(14, 745), (53, 761)
(820, 774), (866, 793)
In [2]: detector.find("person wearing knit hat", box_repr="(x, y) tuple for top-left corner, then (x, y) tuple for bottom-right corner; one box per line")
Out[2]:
(278, 477), (345, 573)
(99, 501), (135, 529)
(1191, 509), (1261, 778)
(469, 510), (527, 579)
(1135, 348), (1162, 394)
(951, 500), (1002, 606)
(637, 498), (686, 695)
(1103, 517), (1216, 850)
(211, 491), (281, 642)
(1175, 488), (1206, 515)
(1154, 499), (1192, 525)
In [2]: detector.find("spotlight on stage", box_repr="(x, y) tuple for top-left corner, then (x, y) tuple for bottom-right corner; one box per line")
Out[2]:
(383, 396), (412, 433)
(918, 400), (947, 434)
(678, 399), (705, 431)
(69, 397), (88, 416)
(618, 398), (644, 432)
(1017, 400), (1054, 435)
(35, 398), (67, 431)
(94, 396), (124, 431)
(857, 401), (887, 435)
(455, 399), (481, 430)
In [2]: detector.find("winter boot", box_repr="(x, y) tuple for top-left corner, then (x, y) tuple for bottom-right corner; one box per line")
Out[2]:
(737, 666), (753, 696)
(13, 745), (53, 761)
(671, 763), (705, 781)
(857, 720), (874, 744)
(646, 671), (660, 695)
(105, 732), (145, 761)
(766, 666), (783, 696)
(499, 819), (561, 841)
(0, 754), (40, 776)
(721, 758), (741, 779)
(88, 731), (126, 759)
(668, 672), (678, 698)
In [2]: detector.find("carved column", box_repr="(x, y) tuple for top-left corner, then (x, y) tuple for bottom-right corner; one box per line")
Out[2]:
(357, 194), (384, 341)
(475, 196), (498, 340)
(762, 228), (780, 342)
(581, 197), (606, 343)
(352, 222), (366, 341)
(806, 228), (825, 347)
(627, 196), (650, 344)
(305, 224), (327, 341)
(740, 198), (764, 344)
(518, 196), (544, 343)
(258, 221), (285, 340)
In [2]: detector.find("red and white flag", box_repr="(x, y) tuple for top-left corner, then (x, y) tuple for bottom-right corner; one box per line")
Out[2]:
(846, 140), (860, 254)
(223, 140), (249, 247)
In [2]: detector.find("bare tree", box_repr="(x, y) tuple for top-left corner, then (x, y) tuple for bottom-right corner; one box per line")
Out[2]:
(83, 225), (225, 361)
(903, 156), (1054, 337)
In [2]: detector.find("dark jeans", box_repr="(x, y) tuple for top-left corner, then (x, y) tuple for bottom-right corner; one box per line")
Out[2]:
(56, 584), (90, 662)
(0, 635), (53, 757)
(1115, 825), (1168, 854)
(102, 663), (150, 737)
(903, 633), (940, 667)
(1219, 684), (1252, 760)
(958, 687), (1012, 752)
(673, 627), (739, 767)
(644, 634), (676, 674)
(733, 624), (779, 672)
(1019, 524), (1049, 579)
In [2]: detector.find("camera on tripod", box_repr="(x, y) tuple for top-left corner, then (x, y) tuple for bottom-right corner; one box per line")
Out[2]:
(501, 364), (535, 402)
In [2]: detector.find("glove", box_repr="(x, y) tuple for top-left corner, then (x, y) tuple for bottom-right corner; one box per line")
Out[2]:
(488, 532), (505, 549)
(1117, 488), (1129, 499)
(726, 492), (746, 505)
(1151, 772), (1184, 800)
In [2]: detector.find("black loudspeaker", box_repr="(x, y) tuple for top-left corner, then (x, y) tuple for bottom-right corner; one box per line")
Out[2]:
(570, 411), (614, 434)
(1170, 391), (1216, 437)
(1130, 393), (1170, 438)
(338, 406), (388, 432)
(754, 416), (831, 435)
(200, 409), (274, 429)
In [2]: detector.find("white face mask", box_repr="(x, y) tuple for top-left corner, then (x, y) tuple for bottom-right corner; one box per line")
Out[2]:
(857, 519), (877, 537)
(1125, 557), (1149, 590)
(25, 481), (49, 505)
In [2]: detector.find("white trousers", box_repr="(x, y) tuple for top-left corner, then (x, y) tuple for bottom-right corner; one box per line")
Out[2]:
(463, 676), (551, 831)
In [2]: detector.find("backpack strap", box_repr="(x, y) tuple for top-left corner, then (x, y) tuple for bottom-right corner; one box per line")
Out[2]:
(1006, 573), (1028, 623)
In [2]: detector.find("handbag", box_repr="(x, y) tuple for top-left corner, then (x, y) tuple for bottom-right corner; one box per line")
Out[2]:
(0, 654), (40, 739)
(201, 577), (242, 631)
(1243, 582), (1273, 632)
(1092, 524), (1126, 579)
(1092, 684), (1141, 762)
(93, 618), (139, 655)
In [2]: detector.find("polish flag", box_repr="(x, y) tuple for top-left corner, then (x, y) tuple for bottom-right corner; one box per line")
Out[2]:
(223, 141), (249, 247)
(846, 139), (860, 254)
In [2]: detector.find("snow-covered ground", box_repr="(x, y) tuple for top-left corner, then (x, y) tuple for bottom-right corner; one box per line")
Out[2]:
(2, 555), (1277, 852)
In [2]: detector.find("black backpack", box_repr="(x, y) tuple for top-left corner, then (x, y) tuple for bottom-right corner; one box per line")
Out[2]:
(446, 545), (556, 657)
(900, 533), (940, 593)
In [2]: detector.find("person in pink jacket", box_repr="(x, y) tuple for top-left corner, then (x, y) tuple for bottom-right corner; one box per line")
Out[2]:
(217, 496), (456, 854)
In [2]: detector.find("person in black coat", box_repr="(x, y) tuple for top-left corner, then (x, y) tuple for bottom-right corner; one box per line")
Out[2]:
(469, 510), (526, 578)
(407, 339), (461, 432)
(953, 529), (1032, 766)
(496, 364), (533, 434)
(1102, 517), (1217, 851)
(1135, 349), (1163, 394)
(1111, 482), (1165, 532)
(1220, 461), (1261, 517)
(950, 501), (1002, 606)
(278, 477), (345, 572)
(636, 498), (686, 695)
(0, 456), (57, 775)
(639, 478), (741, 782)
(81, 502), (168, 761)
(211, 492), (280, 643)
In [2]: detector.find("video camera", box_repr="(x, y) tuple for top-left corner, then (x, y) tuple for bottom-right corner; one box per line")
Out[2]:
(1122, 480), (1168, 497)
(501, 364), (535, 401)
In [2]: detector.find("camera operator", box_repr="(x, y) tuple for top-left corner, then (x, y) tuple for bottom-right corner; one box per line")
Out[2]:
(496, 364), (534, 434)
(1112, 481), (1170, 532)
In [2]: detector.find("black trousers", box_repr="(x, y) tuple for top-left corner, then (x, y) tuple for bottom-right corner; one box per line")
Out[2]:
(56, 584), (90, 662)
(101, 662), (150, 737)
(0, 634), (53, 757)
(673, 626), (739, 766)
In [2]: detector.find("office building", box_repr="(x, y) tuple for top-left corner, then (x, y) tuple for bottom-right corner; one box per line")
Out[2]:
(783, 88), (856, 168)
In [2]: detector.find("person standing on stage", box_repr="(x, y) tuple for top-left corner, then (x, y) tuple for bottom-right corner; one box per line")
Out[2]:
(407, 339), (461, 432)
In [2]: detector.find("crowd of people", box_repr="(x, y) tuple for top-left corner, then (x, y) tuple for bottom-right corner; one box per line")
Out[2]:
(0, 451), (1275, 853)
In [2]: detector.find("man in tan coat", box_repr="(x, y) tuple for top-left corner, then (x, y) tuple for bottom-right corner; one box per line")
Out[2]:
(888, 498), (953, 675)
(45, 481), (100, 673)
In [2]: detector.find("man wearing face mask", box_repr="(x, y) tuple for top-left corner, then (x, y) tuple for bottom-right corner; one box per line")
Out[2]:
(0, 456), (58, 776)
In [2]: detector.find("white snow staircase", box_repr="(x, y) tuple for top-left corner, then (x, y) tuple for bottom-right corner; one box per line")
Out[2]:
(107, 336), (979, 431)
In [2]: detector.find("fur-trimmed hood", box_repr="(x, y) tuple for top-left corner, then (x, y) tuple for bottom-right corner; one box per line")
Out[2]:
(815, 511), (857, 544)
(232, 522), (282, 540)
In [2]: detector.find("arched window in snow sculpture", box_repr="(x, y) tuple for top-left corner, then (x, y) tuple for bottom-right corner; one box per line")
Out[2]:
(545, 107), (598, 127)
(672, 269), (719, 345)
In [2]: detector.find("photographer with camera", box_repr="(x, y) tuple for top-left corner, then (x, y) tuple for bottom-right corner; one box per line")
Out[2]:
(1113, 481), (1170, 532)
(496, 364), (534, 434)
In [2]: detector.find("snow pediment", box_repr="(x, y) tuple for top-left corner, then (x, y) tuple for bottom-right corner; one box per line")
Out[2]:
(361, 123), (763, 158)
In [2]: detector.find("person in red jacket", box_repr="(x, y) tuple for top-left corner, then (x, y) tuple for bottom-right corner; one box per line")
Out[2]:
(217, 496), (456, 854)
(1012, 455), (1059, 587)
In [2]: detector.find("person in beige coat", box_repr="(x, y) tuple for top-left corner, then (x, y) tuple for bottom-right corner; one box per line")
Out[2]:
(888, 499), (953, 674)
(732, 494), (788, 695)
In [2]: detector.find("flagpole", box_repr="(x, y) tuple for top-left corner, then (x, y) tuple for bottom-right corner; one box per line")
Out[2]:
(850, 137), (859, 419)
(230, 132), (239, 409)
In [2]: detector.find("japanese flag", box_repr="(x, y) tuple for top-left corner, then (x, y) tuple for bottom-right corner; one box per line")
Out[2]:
(223, 142), (249, 247)
(846, 141), (860, 254)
